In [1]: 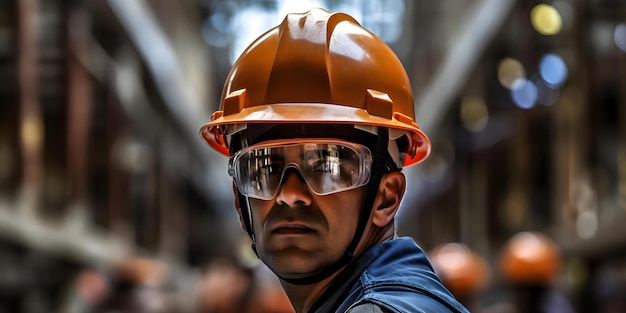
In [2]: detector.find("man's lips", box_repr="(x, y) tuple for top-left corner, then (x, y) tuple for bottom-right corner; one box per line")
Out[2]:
(271, 222), (316, 235)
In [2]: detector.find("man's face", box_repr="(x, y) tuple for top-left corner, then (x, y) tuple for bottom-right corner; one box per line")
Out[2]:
(231, 139), (371, 279)
(248, 176), (366, 279)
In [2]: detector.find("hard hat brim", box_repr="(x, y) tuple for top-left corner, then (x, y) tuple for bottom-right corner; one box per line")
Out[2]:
(200, 103), (431, 167)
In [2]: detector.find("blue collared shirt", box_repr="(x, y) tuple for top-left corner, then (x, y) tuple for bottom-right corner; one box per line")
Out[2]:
(309, 237), (469, 313)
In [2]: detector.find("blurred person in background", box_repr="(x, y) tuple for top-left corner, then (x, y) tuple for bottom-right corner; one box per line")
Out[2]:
(199, 7), (467, 313)
(103, 258), (174, 313)
(479, 231), (574, 313)
(59, 257), (178, 313)
(244, 263), (295, 313)
(58, 268), (111, 313)
(429, 243), (490, 311)
(195, 258), (254, 313)
(107, 258), (176, 313)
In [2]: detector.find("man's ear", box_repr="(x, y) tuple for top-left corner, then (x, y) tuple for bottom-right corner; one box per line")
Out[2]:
(232, 183), (247, 232)
(372, 171), (406, 227)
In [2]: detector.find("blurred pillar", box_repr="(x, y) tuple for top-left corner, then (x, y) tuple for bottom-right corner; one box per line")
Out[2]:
(552, 0), (590, 236)
(619, 13), (626, 219)
(18, 0), (43, 190)
(553, 1), (593, 311)
(159, 172), (188, 259)
(66, 7), (92, 206)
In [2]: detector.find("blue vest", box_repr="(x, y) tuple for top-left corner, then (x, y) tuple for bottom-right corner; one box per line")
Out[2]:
(335, 237), (469, 313)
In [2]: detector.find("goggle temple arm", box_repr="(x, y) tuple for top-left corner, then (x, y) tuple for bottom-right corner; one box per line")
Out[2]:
(230, 156), (256, 247)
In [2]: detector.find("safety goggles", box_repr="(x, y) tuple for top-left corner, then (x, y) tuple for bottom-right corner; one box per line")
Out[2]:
(228, 140), (373, 200)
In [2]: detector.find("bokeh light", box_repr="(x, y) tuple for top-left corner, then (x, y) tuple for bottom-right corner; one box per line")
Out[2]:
(615, 23), (626, 52)
(539, 53), (568, 87)
(531, 4), (562, 35)
(511, 79), (538, 109)
(21, 116), (43, 152)
(460, 96), (489, 133)
(497, 57), (526, 90)
(201, 1), (237, 48)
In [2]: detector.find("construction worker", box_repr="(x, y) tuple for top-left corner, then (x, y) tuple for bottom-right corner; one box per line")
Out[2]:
(103, 257), (174, 313)
(200, 8), (467, 313)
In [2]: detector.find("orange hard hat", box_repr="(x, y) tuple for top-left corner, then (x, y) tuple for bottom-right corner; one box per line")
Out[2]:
(200, 8), (430, 167)
(499, 231), (561, 285)
(429, 243), (489, 298)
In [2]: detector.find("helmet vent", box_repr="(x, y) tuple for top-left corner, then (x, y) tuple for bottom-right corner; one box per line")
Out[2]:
(365, 89), (393, 119)
(224, 89), (247, 116)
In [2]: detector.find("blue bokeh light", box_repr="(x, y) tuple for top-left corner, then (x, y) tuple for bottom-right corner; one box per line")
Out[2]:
(539, 53), (568, 87)
(615, 23), (626, 52)
(511, 79), (538, 109)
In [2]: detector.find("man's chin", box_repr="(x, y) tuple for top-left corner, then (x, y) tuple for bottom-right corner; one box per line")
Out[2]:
(260, 249), (332, 278)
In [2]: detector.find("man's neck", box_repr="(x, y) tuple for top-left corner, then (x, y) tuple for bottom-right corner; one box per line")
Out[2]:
(281, 270), (343, 313)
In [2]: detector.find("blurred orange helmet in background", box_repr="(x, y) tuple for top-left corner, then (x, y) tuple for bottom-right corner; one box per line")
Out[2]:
(429, 243), (489, 299)
(200, 8), (430, 167)
(499, 231), (561, 286)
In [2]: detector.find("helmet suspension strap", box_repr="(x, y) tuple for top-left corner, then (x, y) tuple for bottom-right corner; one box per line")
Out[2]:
(237, 190), (258, 257)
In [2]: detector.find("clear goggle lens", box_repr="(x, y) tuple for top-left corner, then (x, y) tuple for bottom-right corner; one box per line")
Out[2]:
(228, 140), (373, 200)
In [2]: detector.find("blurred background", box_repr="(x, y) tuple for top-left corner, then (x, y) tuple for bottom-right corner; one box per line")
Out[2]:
(0, 0), (624, 312)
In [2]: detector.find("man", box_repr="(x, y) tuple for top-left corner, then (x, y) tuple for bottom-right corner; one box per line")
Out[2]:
(200, 8), (468, 313)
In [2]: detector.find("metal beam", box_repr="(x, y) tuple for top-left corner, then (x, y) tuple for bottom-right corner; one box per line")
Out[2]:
(401, 0), (519, 225)
(414, 0), (518, 136)
(105, 0), (233, 209)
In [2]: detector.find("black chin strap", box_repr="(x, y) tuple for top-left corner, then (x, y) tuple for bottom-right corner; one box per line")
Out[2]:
(237, 190), (257, 252)
(238, 128), (389, 285)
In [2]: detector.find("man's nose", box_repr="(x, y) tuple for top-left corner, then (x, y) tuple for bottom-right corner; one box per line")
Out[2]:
(275, 169), (313, 207)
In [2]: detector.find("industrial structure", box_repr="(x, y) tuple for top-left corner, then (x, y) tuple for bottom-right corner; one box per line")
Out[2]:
(0, 0), (624, 311)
